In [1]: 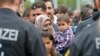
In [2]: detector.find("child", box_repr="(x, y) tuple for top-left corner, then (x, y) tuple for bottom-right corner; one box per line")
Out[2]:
(41, 31), (62, 56)
(54, 15), (74, 55)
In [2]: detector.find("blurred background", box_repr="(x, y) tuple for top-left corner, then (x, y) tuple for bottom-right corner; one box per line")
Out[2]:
(24, 0), (93, 11)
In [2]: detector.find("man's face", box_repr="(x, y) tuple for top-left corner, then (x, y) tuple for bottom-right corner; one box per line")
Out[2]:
(33, 8), (45, 19)
(95, 0), (100, 9)
(45, 1), (54, 17)
(23, 10), (35, 23)
(29, 10), (35, 24)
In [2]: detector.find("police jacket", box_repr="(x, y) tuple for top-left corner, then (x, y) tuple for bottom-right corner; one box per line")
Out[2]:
(0, 8), (46, 56)
(76, 11), (100, 35)
(75, 16), (94, 35)
(70, 17), (100, 56)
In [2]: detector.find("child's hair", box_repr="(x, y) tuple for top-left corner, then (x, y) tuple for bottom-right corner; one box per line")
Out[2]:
(56, 5), (67, 14)
(57, 15), (70, 24)
(41, 31), (55, 44)
(41, 31), (56, 56)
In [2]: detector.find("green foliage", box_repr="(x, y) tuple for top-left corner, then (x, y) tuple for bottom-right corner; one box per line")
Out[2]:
(58, 0), (76, 10)
(24, 0), (32, 9)
(58, 0), (64, 5)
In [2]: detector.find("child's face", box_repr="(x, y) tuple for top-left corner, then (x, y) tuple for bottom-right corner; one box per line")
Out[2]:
(57, 20), (69, 32)
(42, 37), (53, 53)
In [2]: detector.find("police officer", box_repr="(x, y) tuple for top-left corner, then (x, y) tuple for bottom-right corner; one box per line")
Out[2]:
(0, 0), (46, 56)
(69, 0), (100, 56)
(75, 0), (100, 35)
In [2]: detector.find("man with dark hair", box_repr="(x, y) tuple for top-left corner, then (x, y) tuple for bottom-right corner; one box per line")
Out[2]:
(43, 0), (58, 32)
(43, 0), (54, 19)
(81, 4), (93, 21)
(31, 2), (47, 24)
(69, 0), (100, 56)
(75, 0), (100, 35)
(31, 2), (46, 18)
(75, 6), (93, 35)
(0, 0), (46, 56)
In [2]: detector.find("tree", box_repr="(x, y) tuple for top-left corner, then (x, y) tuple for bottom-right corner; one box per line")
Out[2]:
(58, 0), (76, 10)
(24, 0), (32, 9)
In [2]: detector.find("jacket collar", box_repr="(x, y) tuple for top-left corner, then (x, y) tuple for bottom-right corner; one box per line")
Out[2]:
(0, 8), (17, 16)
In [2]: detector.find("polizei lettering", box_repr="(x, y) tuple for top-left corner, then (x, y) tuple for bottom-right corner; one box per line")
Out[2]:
(0, 28), (19, 41)
(95, 37), (100, 49)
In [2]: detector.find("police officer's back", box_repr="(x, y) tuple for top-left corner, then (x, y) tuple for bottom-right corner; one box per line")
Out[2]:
(70, 0), (100, 56)
(0, 0), (46, 56)
(70, 17), (100, 56)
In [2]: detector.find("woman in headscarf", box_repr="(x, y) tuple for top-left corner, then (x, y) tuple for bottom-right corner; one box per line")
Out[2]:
(35, 15), (62, 56)
(35, 15), (55, 35)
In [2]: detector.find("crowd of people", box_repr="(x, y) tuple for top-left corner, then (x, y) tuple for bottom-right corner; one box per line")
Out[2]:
(0, 0), (100, 56)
